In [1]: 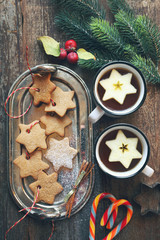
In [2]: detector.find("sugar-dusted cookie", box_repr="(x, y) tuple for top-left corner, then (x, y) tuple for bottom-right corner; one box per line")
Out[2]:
(44, 86), (76, 117)
(29, 171), (63, 204)
(44, 137), (77, 172)
(29, 73), (56, 106)
(13, 151), (49, 179)
(16, 120), (47, 153)
(40, 113), (72, 136)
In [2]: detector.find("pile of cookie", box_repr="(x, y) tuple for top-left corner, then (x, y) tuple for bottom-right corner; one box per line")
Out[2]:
(14, 73), (77, 204)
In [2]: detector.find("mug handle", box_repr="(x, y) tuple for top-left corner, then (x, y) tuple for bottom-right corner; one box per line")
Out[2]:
(89, 106), (105, 123)
(142, 165), (154, 177)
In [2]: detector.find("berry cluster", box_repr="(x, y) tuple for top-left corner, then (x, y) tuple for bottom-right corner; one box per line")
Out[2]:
(58, 39), (78, 64)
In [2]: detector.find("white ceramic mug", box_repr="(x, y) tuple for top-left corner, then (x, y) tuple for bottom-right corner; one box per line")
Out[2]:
(89, 61), (147, 123)
(95, 123), (154, 178)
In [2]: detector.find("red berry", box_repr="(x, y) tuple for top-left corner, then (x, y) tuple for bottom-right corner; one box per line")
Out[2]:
(65, 39), (77, 52)
(58, 48), (67, 60)
(67, 52), (78, 64)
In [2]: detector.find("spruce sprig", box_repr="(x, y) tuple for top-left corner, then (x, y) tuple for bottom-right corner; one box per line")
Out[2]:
(107, 0), (133, 15)
(78, 58), (110, 69)
(135, 15), (160, 66)
(131, 55), (160, 84)
(90, 18), (133, 60)
(54, 12), (112, 58)
(51, 0), (106, 19)
(114, 10), (146, 57)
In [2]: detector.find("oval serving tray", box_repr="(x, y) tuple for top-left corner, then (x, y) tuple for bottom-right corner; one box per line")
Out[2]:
(7, 64), (94, 220)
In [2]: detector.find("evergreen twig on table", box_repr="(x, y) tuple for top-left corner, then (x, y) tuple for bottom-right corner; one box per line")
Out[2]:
(107, 0), (133, 15)
(115, 10), (160, 66)
(90, 17), (133, 61)
(78, 58), (110, 69)
(135, 15), (160, 66)
(114, 10), (146, 57)
(131, 55), (160, 84)
(51, 0), (106, 19)
(54, 12), (112, 58)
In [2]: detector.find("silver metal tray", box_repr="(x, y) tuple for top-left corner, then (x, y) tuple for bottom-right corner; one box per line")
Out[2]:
(7, 64), (94, 220)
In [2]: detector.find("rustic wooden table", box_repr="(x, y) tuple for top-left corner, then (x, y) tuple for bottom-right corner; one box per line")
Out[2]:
(1, 0), (160, 239)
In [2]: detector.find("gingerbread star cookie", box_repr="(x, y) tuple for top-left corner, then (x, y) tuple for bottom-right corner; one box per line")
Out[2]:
(29, 73), (56, 106)
(44, 86), (76, 117)
(44, 137), (77, 172)
(29, 171), (63, 204)
(13, 151), (49, 179)
(16, 120), (47, 153)
(40, 113), (72, 136)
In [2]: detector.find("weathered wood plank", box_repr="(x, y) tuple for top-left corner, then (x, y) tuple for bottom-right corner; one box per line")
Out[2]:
(1, 0), (160, 239)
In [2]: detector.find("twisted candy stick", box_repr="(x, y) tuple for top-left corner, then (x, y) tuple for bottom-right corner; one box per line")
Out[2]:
(89, 193), (133, 240)
(89, 193), (118, 240)
(101, 199), (133, 240)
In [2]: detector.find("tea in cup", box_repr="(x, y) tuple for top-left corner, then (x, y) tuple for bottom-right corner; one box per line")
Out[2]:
(89, 61), (146, 123)
(95, 123), (154, 178)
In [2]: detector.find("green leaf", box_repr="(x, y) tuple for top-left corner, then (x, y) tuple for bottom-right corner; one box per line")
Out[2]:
(77, 48), (96, 60)
(37, 36), (60, 57)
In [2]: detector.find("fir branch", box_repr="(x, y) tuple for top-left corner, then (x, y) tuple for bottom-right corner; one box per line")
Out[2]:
(51, 0), (106, 19)
(135, 15), (160, 66)
(131, 55), (160, 84)
(107, 0), (133, 15)
(78, 58), (110, 69)
(90, 18), (133, 60)
(114, 10), (147, 57)
(54, 12), (112, 58)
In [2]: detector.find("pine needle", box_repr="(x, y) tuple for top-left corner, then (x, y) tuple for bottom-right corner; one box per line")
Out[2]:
(131, 55), (160, 84)
(51, 0), (106, 19)
(135, 15), (160, 66)
(114, 10), (146, 57)
(90, 18), (133, 60)
(54, 12), (112, 57)
(107, 0), (133, 15)
(78, 58), (110, 69)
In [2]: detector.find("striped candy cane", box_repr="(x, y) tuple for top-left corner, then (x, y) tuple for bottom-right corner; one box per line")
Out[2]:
(89, 193), (118, 240)
(101, 199), (133, 240)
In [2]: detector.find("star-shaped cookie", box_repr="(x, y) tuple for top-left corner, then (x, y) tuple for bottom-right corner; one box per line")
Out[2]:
(44, 86), (76, 117)
(40, 113), (72, 136)
(29, 73), (56, 106)
(13, 151), (49, 179)
(99, 69), (137, 104)
(29, 171), (63, 204)
(44, 137), (77, 172)
(16, 120), (47, 153)
(106, 130), (142, 169)
(134, 184), (160, 215)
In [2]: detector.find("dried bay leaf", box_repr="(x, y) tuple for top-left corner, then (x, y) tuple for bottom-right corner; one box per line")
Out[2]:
(38, 36), (60, 57)
(77, 48), (96, 60)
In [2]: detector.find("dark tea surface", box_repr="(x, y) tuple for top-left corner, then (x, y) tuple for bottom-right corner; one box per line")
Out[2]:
(97, 68), (140, 111)
(99, 129), (142, 172)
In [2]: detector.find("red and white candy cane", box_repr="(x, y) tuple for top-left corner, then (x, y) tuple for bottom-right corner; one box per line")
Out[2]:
(89, 193), (118, 240)
(101, 199), (133, 240)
